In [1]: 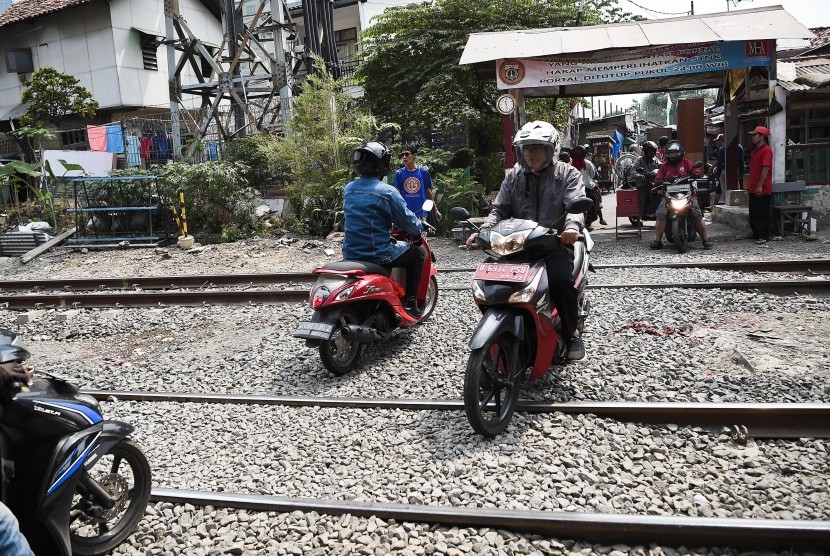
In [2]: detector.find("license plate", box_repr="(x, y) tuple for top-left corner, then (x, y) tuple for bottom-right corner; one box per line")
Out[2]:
(293, 321), (335, 341)
(666, 184), (690, 193)
(473, 263), (530, 282)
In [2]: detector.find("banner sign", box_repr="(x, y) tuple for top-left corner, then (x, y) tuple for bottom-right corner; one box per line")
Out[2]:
(496, 40), (774, 89)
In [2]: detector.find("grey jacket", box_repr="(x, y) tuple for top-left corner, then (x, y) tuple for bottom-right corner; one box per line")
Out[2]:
(483, 161), (585, 233)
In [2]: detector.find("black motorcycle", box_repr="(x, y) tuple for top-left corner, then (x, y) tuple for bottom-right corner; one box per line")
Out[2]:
(661, 161), (705, 253)
(0, 330), (151, 555)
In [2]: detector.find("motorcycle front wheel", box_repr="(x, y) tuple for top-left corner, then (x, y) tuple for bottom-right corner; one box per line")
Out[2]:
(70, 439), (152, 556)
(319, 311), (363, 375)
(463, 333), (521, 437)
(672, 217), (689, 253)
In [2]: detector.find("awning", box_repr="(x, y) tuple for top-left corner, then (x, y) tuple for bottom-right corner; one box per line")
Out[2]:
(0, 102), (31, 122)
(460, 6), (814, 66)
(131, 26), (165, 38)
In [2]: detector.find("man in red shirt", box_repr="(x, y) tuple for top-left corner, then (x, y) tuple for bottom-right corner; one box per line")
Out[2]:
(650, 140), (713, 249)
(747, 126), (773, 244)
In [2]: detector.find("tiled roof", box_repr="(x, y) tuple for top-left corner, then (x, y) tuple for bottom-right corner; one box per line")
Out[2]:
(0, 0), (97, 29)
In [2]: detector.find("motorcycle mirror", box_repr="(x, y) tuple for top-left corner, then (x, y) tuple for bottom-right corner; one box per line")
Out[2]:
(693, 161), (704, 169)
(421, 199), (434, 213)
(565, 197), (594, 214)
(450, 206), (470, 221)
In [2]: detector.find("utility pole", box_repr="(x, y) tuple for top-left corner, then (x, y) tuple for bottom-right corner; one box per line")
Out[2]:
(690, 1), (694, 15)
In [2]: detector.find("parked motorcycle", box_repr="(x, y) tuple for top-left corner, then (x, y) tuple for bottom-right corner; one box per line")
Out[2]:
(661, 161), (705, 254)
(0, 330), (151, 556)
(294, 201), (439, 375)
(450, 197), (594, 437)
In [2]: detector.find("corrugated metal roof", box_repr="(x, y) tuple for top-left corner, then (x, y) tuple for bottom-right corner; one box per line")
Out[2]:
(780, 63), (830, 91)
(460, 5), (814, 65)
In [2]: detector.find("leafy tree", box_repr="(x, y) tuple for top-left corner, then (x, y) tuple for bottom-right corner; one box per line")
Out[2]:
(266, 56), (398, 236)
(357, 0), (633, 138)
(20, 67), (99, 126)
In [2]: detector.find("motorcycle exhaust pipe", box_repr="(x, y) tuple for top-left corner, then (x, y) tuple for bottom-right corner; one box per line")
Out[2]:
(341, 325), (381, 343)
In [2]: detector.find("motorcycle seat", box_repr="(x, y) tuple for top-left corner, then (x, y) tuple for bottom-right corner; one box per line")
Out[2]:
(317, 260), (392, 277)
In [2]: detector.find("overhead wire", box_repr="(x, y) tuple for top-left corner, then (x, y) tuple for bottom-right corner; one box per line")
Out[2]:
(622, 0), (691, 17)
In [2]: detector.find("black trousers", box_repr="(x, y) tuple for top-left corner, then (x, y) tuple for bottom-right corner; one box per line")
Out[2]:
(386, 245), (424, 298)
(544, 244), (579, 339)
(749, 194), (772, 240)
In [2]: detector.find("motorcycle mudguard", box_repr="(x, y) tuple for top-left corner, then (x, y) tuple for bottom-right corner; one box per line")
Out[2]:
(469, 309), (524, 351)
(38, 420), (135, 555)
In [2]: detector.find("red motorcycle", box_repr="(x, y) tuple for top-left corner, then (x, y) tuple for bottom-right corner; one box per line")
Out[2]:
(450, 196), (594, 437)
(294, 220), (439, 375)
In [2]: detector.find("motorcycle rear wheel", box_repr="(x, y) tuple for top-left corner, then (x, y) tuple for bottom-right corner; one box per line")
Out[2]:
(464, 333), (521, 437)
(319, 311), (363, 375)
(70, 439), (152, 556)
(417, 276), (439, 323)
(672, 217), (688, 253)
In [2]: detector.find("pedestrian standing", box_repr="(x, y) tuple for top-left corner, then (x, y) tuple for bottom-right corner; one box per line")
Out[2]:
(393, 143), (441, 224)
(711, 133), (745, 206)
(747, 126), (773, 244)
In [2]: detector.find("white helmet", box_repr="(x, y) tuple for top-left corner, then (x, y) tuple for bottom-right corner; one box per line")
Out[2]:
(513, 120), (560, 172)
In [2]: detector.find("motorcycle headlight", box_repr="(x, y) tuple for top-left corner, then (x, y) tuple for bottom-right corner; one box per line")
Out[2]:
(669, 198), (689, 210)
(509, 269), (543, 304)
(490, 229), (532, 256)
(472, 280), (486, 302)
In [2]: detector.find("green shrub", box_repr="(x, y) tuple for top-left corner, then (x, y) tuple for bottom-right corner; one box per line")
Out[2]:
(223, 134), (280, 191)
(151, 161), (264, 239)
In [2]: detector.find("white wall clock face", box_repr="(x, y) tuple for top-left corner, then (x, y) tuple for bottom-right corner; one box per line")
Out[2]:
(496, 94), (515, 115)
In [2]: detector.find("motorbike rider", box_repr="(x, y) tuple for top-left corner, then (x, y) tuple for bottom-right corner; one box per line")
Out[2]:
(465, 121), (587, 361)
(0, 337), (35, 556)
(572, 145), (606, 228)
(632, 140), (660, 221)
(342, 142), (425, 316)
(650, 140), (714, 250)
(656, 135), (669, 163)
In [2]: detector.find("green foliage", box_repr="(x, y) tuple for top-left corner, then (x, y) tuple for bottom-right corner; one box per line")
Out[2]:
(357, 0), (633, 136)
(20, 67), (99, 126)
(266, 56), (397, 237)
(433, 167), (486, 234)
(151, 162), (265, 239)
(223, 134), (280, 190)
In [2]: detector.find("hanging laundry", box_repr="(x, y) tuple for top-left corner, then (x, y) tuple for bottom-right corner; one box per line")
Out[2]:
(157, 134), (171, 159)
(139, 137), (152, 160)
(87, 125), (107, 152)
(126, 135), (141, 167)
(106, 125), (124, 153)
(207, 141), (219, 161)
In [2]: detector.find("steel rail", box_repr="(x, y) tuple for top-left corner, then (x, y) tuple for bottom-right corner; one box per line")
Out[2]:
(85, 391), (830, 438)
(149, 488), (830, 551)
(2, 279), (829, 309)
(3, 258), (829, 293)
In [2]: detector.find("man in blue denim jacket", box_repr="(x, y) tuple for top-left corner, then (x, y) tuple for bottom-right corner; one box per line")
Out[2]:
(342, 142), (425, 316)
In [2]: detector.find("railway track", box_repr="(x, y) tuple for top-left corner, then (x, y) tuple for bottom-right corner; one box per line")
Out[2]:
(86, 390), (830, 439)
(1, 278), (828, 309)
(1, 258), (829, 293)
(148, 487), (830, 551)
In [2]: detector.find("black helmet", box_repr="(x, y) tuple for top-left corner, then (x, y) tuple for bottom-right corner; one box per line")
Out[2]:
(665, 140), (684, 164)
(353, 142), (391, 179)
(642, 141), (658, 155)
(658, 136), (669, 147)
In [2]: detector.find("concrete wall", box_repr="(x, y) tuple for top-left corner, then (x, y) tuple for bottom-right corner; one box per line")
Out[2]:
(0, 0), (222, 116)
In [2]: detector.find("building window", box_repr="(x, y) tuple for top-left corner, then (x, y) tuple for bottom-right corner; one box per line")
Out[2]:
(244, 4), (257, 16)
(5, 48), (33, 74)
(138, 34), (160, 71)
(335, 27), (358, 61)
